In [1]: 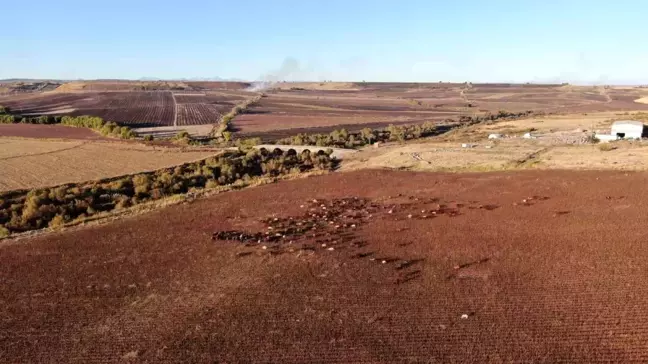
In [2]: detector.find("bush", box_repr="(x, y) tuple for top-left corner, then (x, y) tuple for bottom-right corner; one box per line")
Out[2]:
(174, 131), (190, 139)
(0, 114), (16, 124)
(206, 180), (220, 189)
(598, 143), (617, 152)
(0, 225), (9, 238)
(121, 128), (135, 139)
(49, 215), (66, 230)
(143, 134), (154, 141)
(132, 174), (151, 195)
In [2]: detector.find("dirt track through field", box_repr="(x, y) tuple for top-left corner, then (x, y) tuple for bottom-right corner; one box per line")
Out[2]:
(171, 92), (178, 126)
(4, 169), (648, 362)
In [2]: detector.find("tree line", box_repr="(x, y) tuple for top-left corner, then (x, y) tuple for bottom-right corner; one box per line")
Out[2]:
(0, 147), (336, 237)
(211, 94), (265, 141)
(274, 110), (534, 149)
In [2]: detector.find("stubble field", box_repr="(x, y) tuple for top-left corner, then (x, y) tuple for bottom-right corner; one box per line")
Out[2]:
(0, 138), (216, 191)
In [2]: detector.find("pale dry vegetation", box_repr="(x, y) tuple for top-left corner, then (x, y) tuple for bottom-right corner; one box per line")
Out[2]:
(540, 143), (648, 170)
(343, 111), (648, 172)
(635, 97), (648, 104)
(343, 140), (543, 172)
(476, 111), (624, 135)
(0, 138), (216, 191)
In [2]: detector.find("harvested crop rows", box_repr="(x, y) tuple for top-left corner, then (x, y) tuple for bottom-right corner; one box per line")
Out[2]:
(173, 93), (247, 126)
(176, 103), (223, 126)
(0, 93), (90, 114)
(69, 92), (175, 127)
(0, 91), (252, 127)
(4, 169), (648, 362)
(173, 93), (245, 104)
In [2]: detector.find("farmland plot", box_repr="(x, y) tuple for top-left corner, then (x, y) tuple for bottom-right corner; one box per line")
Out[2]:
(0, 93), (90, 114)
(0, 138), (215, 191)
(174, 93), (244, 104)
(1, 92), (176, 126)
(69, 92), (175, 127)
(173, 93), (246, 126)
(176, 103), (224, 126)
(6, 170), (648, 362)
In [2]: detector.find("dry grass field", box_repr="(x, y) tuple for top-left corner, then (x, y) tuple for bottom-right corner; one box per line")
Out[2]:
(343, 111), (648, 172)
(343, 140), (543, 172)
(0, 138), (216, 191)
(635, 96), (648, 104)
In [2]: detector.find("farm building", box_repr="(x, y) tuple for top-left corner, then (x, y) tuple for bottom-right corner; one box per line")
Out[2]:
(611, 120), (645, 139)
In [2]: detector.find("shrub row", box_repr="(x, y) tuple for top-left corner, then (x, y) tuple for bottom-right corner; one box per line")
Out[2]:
(59, 115), (136, 139)
(275, 110), (534, 149)
(0, 114), (62, 125)
(0, 147), (336, 237)
(211, 95), (264, 140)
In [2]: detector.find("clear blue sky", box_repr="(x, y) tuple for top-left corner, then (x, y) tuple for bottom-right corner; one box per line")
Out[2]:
(2, 0), (647, 84)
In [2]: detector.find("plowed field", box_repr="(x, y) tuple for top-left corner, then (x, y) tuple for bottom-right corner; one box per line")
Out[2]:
(234, 84), (648, 138)
(2, 169), (648, 362)
(0, 138), (216, 191)
(0, 124), (106, 140)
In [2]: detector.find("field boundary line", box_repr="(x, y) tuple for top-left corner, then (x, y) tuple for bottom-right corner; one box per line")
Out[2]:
(506, 146), (553, 168)
(0, 142), (87, 161)
(171, 91), (178, 127)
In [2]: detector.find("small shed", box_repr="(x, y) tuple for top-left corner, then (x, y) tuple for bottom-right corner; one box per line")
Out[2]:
(611, 120), (645, 139)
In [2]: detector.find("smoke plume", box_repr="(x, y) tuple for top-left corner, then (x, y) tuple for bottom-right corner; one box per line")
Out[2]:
(247, 57), (303, 91)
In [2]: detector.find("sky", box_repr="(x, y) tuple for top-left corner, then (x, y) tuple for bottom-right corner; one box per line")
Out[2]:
(2, 0), (647, 84)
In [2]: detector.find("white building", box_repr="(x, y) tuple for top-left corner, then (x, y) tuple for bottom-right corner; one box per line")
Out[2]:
(611, 120), (645, 139)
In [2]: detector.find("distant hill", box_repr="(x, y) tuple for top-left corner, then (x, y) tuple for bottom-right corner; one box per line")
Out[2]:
(0, 79), (68, 84)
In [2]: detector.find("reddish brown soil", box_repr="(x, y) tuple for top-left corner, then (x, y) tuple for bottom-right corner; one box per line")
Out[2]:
(60, 81), (251, 91)
(233, 85), (648, 138)
(2, 169), (648, 362)
(0, 124), (108, 140)
(4, 84), (648, 138)
(0, 91), (248, 128)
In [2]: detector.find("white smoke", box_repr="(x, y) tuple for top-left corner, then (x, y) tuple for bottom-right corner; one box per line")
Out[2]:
(247, 57), (302, 91)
